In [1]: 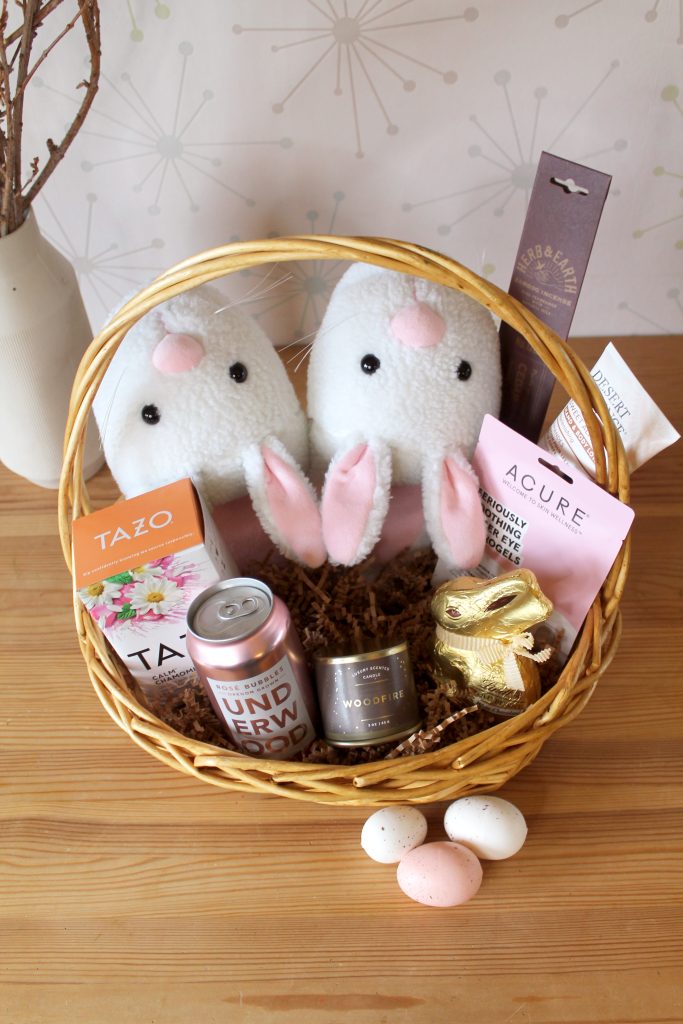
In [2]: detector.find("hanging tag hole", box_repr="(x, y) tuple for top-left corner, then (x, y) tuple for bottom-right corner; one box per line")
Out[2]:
(550, 176), (589, 196)
(538, 456), (574, 484)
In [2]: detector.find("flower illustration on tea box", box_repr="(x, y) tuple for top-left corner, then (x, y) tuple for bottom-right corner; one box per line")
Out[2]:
(80, 579), (124, 611)
(80, 554), (199, 630)
(128, 577), (183, 617)
(130, 563), (166, 583)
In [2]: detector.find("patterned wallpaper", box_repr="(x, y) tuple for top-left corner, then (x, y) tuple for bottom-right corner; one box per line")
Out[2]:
(27, 0), (683, 343)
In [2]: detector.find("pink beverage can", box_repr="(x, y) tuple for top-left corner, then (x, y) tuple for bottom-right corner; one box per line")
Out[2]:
(186, 577), (319, 760)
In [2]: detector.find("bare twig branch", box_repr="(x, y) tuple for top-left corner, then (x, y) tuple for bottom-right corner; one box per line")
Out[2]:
(8, 0), (40, 230)
(0, 0), (101, 235)
(23, 1), (101, 210)
(22, 3), (84, 90)
(5, 0), (62, 47)
(0, 0), (18, 233)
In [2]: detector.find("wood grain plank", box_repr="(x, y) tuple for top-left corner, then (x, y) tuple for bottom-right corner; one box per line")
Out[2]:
(1, 335), (681, 1024)
(3, 971), (682, 1024)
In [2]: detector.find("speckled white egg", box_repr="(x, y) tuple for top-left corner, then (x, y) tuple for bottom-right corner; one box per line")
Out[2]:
(397, 841), (483, 907)
(443, 796), (527, 860)
(360, 805), (428, 864)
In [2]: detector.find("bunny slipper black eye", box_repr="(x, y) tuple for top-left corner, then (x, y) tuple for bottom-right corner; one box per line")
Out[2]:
(456, 360), (472, 381)
(229, 361), (248, 383)
(141, 404), (161, 425)
(361, 354), (380, 375)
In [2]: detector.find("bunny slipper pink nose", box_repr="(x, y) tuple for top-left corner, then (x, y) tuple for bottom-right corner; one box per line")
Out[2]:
(389, 301), (445, 349)
(152, 332), (205, 374)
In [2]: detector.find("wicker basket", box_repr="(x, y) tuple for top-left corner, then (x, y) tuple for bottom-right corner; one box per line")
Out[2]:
(58, 235), (630, 806)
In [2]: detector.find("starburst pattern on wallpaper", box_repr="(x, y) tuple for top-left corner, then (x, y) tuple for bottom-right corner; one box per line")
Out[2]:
(126, 0), (171, 42)
(51, 41), (293, 215)
(402, 62), (624, 234)
(554, 0), (683, 42)
(233, 0), (479, 158)
(633, 85), (683, 251)
(39, 193), (166, 316)
(618, 287), (682, 332)
(230, 191), (348, 351)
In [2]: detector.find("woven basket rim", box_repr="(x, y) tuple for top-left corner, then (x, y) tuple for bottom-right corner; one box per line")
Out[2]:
(59, 234), (631, 805)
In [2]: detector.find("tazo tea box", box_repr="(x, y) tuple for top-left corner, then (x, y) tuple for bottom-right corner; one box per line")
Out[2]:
(73, 478), (238, 714)
(434, 416), (634, 662)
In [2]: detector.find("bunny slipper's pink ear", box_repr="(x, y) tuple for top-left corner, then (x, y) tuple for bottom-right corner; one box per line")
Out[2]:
(242, 439), (326, 568)
(422, 451), (486, 569)
(321, 440), (392, 566)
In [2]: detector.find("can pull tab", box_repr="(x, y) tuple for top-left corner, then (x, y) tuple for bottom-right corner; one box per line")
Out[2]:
(217, 597), (259, 621)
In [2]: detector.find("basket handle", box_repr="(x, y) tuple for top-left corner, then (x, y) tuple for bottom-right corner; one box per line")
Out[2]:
(58, 235), (628, 587)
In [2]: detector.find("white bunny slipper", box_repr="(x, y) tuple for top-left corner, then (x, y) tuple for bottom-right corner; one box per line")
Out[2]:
(94, 284), (323, 567)
(308, 265), (501, 567)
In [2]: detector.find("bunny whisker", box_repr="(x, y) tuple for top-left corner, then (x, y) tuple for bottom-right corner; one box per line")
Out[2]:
(285, 311), (363, 370)
(289, 343), (315, 375)
(239, 267), (294, 304)
(211, 271), (295, 316)
(94, 363), (129, 448)
(280, 317), (335, 354)
(315, 311), (361, 339)
(213, 262), (281, 310)
(279, 336), (309, 353)
(239, 273), (296, 307)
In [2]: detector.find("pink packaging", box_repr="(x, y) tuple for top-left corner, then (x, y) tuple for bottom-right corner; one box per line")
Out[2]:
(434, 415), (635, 661)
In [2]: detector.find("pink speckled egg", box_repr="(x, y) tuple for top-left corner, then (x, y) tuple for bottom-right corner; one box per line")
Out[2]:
(396, 841), (483, 908)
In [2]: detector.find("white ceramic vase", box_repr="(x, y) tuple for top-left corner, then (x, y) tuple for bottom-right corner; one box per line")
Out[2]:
(0, 209), (103, 488)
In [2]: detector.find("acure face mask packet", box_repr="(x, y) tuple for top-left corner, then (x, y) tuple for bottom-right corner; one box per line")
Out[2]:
(434, 415), (635, 663)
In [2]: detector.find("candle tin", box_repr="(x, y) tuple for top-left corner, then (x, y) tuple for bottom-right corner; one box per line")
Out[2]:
(186, 577), (319, 760)
(313, 639), (421, 747)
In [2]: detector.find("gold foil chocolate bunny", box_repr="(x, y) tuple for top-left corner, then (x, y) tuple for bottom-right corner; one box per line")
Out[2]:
(431, 569), (553, 717)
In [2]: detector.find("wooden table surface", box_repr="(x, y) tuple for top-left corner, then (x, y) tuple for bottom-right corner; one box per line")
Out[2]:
(1, 336), (682, 1024)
